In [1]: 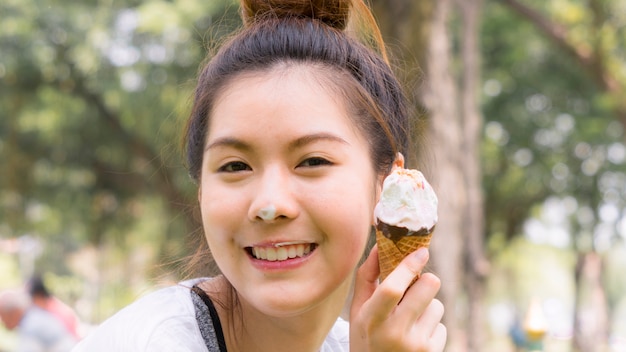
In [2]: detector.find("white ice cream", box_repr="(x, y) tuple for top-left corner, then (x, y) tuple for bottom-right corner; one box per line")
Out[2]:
(374, 168), (438, 233)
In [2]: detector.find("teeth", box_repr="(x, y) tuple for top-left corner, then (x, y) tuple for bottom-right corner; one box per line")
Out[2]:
(276, 247), (287, 261)
(252, 244), (313, 261)
(267, 247), (277, 261)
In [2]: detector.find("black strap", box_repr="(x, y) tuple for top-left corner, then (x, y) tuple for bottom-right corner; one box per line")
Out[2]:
(191, 285), (228, 352)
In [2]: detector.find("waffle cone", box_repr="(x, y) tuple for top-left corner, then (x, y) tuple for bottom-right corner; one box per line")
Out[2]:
(376, 228), (432, 282)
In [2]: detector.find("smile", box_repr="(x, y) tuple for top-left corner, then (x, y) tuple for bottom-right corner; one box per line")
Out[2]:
(247, 243), (317, 261)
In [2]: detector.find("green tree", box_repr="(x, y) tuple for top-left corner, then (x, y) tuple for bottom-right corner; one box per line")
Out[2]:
(374, 0), (626, 350)
(485, 1), (626, 351)
(0, 0), (240, 320)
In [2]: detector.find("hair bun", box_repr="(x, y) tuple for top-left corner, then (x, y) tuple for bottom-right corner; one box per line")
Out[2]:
(241, 0), (351, 30)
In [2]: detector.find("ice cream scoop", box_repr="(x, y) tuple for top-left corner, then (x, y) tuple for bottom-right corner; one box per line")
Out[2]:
(374, 168), (438, 281)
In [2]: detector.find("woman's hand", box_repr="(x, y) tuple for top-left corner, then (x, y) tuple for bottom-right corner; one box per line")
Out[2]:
(350, 246), (446, 351)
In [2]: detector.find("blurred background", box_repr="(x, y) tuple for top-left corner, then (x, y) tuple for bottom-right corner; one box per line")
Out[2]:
(0, 0), (625, 351)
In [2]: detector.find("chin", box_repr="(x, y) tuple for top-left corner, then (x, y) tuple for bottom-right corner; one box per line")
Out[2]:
(251, 285), (322, 316)
(243, 275), (352, 319)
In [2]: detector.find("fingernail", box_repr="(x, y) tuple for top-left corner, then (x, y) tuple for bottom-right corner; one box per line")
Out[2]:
(413, 248), (429, 263)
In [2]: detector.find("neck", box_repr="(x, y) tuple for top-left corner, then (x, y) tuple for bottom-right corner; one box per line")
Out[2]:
(204, 276), (350, 352)
(32, 296), (49, 309)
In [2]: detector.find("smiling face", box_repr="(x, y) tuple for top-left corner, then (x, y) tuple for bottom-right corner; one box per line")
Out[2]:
(198, 64), (382, 317)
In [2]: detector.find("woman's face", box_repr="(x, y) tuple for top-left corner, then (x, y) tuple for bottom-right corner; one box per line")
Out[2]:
(199, 65), (381, 317)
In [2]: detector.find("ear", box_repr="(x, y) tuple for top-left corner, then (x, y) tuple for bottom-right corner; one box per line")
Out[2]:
(375, 153), (405, 196)
(197, 185), (202, 204)
(393, 152), (405, 169)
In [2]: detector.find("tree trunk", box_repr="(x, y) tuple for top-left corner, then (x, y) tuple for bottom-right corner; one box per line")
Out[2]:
(370, 0), (434, 167)
(373, 1), (487, 350)
(457, 0), (488, 351)
(422, 0), (467, 350)
(573, 251), (609, 352)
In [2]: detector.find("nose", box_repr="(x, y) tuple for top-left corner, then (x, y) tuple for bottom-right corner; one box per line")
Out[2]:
(248, 166), (299, 222)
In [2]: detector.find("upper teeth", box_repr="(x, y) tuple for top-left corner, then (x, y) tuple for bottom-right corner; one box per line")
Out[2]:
(252, 244), (312, 261)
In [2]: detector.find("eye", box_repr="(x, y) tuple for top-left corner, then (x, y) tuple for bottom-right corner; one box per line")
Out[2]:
(298, 157), (333, 168)
(218, 161), (251, 172)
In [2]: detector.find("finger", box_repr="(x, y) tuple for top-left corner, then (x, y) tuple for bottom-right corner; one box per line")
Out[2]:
(429, 323), (447, 352)
(415, 298), (444, 335)
(407, 300), (445, 352)
(386, 247), (429, 288)
(350, 245), (380, 319)
(397, 272), (441, 325)
(369, 248), (430, 315)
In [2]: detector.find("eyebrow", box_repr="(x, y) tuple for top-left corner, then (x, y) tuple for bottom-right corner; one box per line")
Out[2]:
(290, 133), (351, 149)
(205, 132), (350, 152)
(205, 137), (251, 152)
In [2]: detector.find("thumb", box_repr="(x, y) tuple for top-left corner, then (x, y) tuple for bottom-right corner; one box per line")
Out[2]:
(350, 245), (380, 318)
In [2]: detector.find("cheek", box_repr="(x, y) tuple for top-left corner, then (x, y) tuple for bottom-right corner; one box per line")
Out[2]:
(326, 209), (372, 274)
(199, 188), (242, 237)
(323, 179), (377, 246)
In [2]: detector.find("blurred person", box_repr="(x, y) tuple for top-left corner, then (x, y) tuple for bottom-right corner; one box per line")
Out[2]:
(27, 275), (80, 339)
(0, 289), (77, 352)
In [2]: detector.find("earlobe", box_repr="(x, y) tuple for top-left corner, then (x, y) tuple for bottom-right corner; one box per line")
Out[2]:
(393, 152), (405, 169)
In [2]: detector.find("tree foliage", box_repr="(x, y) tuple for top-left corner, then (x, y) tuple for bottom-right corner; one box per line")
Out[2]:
(483, 1), (626, 350)
(2, 1), (626, 348)
(485, 0), (626, 251)
(1, 0), (240, 318)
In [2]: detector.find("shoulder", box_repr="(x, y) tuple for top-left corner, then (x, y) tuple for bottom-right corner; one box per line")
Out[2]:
(20, 307), (67, 334)
(18, 307), (77, 350)
(320, 317), (350, 352)
(74, 278), (211, 352)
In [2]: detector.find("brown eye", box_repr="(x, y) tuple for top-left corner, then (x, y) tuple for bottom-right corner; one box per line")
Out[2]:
(218, 161), (251, 172)
(298, 157), (332, 168)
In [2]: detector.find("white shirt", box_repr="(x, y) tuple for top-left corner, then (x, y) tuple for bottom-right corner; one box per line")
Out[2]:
(18, 306), (77, 352)
(73, 278), (349, 352)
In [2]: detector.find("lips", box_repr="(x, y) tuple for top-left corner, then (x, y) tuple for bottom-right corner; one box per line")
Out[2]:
(248, 243), (317, 261)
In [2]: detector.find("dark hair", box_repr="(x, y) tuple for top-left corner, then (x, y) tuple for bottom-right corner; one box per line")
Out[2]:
(28, 275), (51, 298)
(182, 0), (413, 277)
(184, 0), (411, 183)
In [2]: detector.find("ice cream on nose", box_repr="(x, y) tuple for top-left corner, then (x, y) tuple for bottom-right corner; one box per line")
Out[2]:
(257, 205), (276, 221)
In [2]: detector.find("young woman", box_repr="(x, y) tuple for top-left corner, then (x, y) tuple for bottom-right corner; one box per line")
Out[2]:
(74, 0), (446, 351)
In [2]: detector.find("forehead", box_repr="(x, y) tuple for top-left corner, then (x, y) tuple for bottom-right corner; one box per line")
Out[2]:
(215, 63), (346, 110)
(208, 64), (363, 141)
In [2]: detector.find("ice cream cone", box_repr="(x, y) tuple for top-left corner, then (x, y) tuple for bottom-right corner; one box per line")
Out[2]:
(373, 167), (437, 283)
(376, 228), (432, 282)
